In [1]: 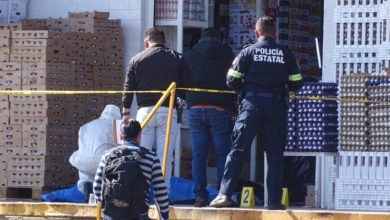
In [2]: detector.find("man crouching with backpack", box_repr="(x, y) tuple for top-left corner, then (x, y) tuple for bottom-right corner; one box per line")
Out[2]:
(93, 119), (169, 220)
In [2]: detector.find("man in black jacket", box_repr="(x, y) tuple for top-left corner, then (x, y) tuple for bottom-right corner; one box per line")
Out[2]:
(184, 28), (235, 207)
(122, 28), (187, 190)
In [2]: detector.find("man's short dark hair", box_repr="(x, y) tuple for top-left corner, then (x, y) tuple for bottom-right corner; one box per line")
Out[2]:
(255, 16), (275, 34)
(201, 27), (221, 41)
(121, 119), (141, 140)
(145, 27), (166, 44)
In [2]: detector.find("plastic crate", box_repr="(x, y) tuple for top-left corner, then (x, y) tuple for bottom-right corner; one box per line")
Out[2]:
(336, 150), (390, 210)
(286, 82), (338, 152)
(338, 151), (390, 180)
(335, 179), (390, 211)
(324, 155), (339, 209)
(332, 0), (390, 77)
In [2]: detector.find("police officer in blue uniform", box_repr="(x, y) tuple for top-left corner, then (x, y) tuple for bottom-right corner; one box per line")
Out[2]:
(210, 16), (303, 210)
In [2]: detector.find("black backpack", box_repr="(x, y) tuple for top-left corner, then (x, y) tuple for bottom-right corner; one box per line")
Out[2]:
(101, 145), (148, 219)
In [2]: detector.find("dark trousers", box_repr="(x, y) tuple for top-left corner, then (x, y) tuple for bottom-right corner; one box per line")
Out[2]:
(82, 182), (92, 203)
(219, 96), (287, 205)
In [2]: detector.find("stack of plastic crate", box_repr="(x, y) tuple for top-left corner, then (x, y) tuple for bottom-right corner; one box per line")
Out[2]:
(339, 74), (369, 151)
(367, 75), (390, 152)
(333, 0), (390, 81)
(336, 74), (390, 211)
(335, 151), (390, 211)
(286, 82), (338, 152)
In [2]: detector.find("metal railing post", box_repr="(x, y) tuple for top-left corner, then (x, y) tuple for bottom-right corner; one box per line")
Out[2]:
(162, 84), (176, 176)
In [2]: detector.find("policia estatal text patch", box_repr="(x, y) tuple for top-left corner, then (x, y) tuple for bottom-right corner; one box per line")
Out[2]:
(253, 48), (285, 64)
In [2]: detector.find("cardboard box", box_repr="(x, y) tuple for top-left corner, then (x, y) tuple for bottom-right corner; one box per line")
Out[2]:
(0, 125), (22, 146)
(22, 70), (75, 82)
(21, 62), (73, 71)
(11, 30), (56, 39)
(0, 124), (22, 133)
(0, 101), (8, 116)
(11, 38), (51, 47)
(0, 62), (21, 71)
(0, 171), (6, 186)
(0, 135), (21, 147)
(63, 41), (86, 52)
(84, 47), (103, 57)
(7, 155), (45, 171)
(10, 116), (48, 125)
(0, 70), (21, 90)
(69, 11), (110, 19)
(0, 23), (22, 30)
(0, 95), (8, 102)
(70, 19), (120, 33)
(10, 53), (47, 63)
(0, 115), (8, 125)
(96, 27), (122, 36)
(0, 157), (6, 171)
(7, 177), (44, 187)
(103, 95), (121, 106)
(0, 107), (9, 117)
(104, 57), (123, 67)
(62, 55), (84, 65)
(0, 53), (9, 62)
(0, 147), (21, 156)
(10, 101), (55, 117)
(0, 29), (10, 38)
(22, 78), (74, 90)
(11, 46), (62, 55)
(103, 43), (123, 51)
(85, 55), (104, 66)
(47, 19), (70, 32)
(73, 64), (91, 73)
(0, 37), (9, 47)
(8, 171), (45, 181)
(86, 33), (105, 43)
(0, 47), (10, 55)
(104, 50), (123, 59)
(22, 19), (48, 30)
(71, 18), (120, 28)
(10, 95), (47, 102)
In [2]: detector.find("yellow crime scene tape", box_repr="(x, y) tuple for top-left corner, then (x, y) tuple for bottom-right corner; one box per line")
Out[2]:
(0, 88), (389, 104)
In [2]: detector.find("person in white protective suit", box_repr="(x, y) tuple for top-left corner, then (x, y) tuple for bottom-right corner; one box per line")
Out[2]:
(69, 104), (121, 202)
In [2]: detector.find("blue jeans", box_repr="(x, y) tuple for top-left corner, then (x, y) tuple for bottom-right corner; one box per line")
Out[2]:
(187, 107), (233, 198)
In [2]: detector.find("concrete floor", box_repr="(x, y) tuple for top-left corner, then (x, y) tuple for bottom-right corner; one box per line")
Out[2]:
(0, 202), (389, 220)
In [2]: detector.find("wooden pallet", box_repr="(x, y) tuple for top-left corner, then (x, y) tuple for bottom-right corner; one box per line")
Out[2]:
(0, 187), (42, 200)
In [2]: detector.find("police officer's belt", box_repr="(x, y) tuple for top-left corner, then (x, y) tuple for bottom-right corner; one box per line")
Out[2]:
(244, 92), (284, 100)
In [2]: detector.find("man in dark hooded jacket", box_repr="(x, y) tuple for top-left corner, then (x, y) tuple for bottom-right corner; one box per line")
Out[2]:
(183, 28), (235, 207)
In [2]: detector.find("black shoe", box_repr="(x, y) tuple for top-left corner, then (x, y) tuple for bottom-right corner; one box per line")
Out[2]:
(194, 196), (208, 207)
(268, 203), (286, 210)
(210, 193), (235, 208)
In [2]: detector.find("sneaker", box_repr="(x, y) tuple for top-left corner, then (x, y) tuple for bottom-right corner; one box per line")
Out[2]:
(209, 193), (235, 208)
(267, 203), (286, 210)
(194, 196), (208, 207)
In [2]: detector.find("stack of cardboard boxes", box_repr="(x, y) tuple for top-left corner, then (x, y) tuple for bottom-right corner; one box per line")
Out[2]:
(0, 12), (124, 194)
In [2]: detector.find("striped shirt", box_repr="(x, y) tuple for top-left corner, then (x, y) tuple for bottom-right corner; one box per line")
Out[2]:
(93, 141), (169, 219)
